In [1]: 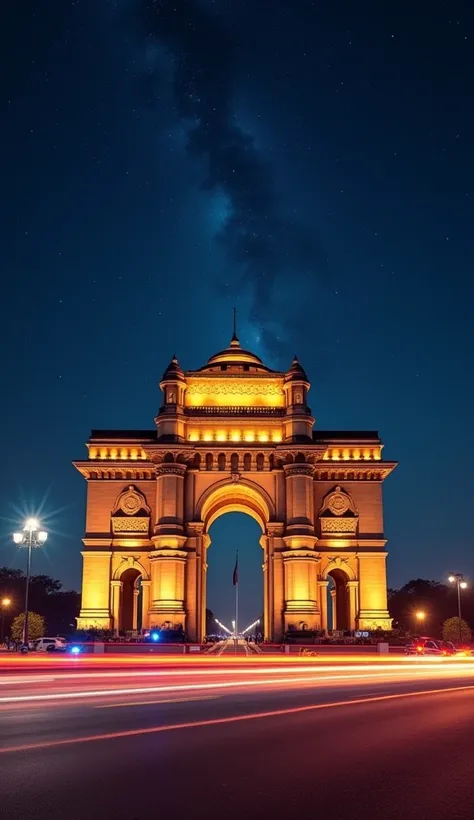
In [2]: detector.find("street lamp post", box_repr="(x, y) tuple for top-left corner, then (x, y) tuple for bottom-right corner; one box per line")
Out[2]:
(1, 598), (11, 644)
(13, 519), (47, 649)
(448, 573), (468, 643)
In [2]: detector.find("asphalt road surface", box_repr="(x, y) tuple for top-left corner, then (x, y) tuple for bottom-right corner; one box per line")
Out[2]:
(1, 660), (474, 820)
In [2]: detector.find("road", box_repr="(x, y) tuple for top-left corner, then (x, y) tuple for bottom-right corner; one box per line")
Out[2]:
(1, 657), (474, 819)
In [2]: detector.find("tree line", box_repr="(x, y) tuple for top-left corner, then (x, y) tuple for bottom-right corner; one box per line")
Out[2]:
(0, 568), (80, 638)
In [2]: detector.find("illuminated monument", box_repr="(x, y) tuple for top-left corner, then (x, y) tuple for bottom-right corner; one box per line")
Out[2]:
(74, 330), (396, 640)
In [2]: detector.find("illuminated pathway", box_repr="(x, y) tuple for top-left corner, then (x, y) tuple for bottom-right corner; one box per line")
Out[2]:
(1, 656), (474, 819)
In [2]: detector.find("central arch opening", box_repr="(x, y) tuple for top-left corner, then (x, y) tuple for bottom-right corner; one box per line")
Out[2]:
(206, 512), (263, 637)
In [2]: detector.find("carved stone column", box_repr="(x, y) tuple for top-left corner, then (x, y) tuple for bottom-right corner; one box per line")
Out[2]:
(318, 580), (329, 633)
(184, 522), (208, 643)
(154, 463), (187, 544)
(141, 580), (151, 630)
(282, 550), (320, 632)
(265, 523), (285, 642)
(110, 579), (122, 634)
(330, 588), (337, 630)
(347, 580), (359, 630)
(283, 463), (316, 544)
(132, 588), (140, 631)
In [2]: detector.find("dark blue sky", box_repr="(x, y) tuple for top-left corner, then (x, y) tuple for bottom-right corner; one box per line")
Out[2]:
(1, 1), (473, 627)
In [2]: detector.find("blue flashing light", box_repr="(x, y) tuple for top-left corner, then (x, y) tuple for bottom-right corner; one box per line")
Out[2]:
(70, 645), (81, 655)
(151, 631), (160, 642)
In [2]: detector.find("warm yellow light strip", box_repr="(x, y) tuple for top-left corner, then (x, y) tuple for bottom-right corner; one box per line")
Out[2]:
(186, 429), (282, 443)
(323, 447), (381, 462)
(89, 447), (148, 460)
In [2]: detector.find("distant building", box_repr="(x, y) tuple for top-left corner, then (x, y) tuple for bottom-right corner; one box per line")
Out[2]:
(74, 331), (396, 640)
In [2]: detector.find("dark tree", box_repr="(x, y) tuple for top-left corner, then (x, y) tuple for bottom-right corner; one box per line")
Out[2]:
(0, 567), (80, 637)
(388, 578), (474, 637)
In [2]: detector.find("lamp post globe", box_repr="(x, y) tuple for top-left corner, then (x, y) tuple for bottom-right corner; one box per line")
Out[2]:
(12, 519), (48, 651)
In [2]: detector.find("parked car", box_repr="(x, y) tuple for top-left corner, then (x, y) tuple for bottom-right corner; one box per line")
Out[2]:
(33, 637), (68, 652)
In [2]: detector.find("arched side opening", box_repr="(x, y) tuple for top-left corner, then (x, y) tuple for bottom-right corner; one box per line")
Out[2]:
(327, 568), (350, 632)
(120, 567), (142, 632)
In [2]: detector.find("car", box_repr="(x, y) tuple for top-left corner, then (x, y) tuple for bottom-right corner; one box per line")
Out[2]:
(405, 637), (445, 656)
(33, 637), (68, 652)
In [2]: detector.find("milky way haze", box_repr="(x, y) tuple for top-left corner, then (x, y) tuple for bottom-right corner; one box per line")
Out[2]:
(142, 0), (325, 358)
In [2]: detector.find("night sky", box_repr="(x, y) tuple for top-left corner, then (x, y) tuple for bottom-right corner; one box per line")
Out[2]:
(1, 1), (473, 628)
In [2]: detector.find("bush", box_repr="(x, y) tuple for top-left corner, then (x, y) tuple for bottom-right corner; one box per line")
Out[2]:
(442, 617), (471, 645)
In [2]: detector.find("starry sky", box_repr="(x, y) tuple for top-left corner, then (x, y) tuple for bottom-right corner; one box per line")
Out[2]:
(1, 1), (473, 628)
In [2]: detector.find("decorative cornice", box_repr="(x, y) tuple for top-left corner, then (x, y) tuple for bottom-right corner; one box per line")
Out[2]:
(155, 463), (188, 477)
(283, 463), (315, 477)
(73, 462), (155, 480)
(313, 462), (397, 481)
(149, 549), (188, 560)
(282, 550), (321, 561)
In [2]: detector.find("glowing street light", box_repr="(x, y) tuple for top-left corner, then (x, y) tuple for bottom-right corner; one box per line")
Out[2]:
(1, 598), (11, 644)
(448, 573), (468, 643)
(215, 618), (232, 636)
(242, 618), (261, 636)
(13, 519), (48, 649)
(415, 611), (426, 625)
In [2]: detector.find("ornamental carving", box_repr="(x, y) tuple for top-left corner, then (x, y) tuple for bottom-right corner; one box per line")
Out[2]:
(112, 485), (151, 516)
(320, 518), (358, 534)
(186, 380), (284, 397)
(112, 517), (149, 534)
(319, 486), (358, 517)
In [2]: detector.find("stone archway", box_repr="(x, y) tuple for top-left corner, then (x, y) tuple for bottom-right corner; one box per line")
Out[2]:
(322, 561), (358, 632)
(327, 569), (349, 631)
(120, 567), (141, 632)
(76, 333), (395, 639)
(193, 477), (276, 641)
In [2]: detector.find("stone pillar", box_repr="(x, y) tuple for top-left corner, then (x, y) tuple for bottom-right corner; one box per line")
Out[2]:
(347, 581), (359, 631)
(154, 463), (187, 540)
(282, 550), (320, 632)
(184, 524), (207, 642)
(132, 588), (140, 631)
(110, 580), (122, 634)
(357, 552), (392, 630)
(283, 463), (315, 541)
(318, 580), (329, 633)
(261, 535), (270, 641)
(77, 551), (112, 630)
(330, 588), (337, 630)
(149, 550), (187, 629)
(141, 580), (151, 630)
(272, 545), (285, 642)
(151, 462), (188, 631)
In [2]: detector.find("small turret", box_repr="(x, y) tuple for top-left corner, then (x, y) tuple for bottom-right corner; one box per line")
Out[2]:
(283, 355), (313, 441)
(286, 355), (308, 383)
(156, 355), (187, 442)
(161, 355), (185, 385)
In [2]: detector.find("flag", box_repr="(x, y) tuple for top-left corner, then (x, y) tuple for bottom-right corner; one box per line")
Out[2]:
(233, 553), (239, 586)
